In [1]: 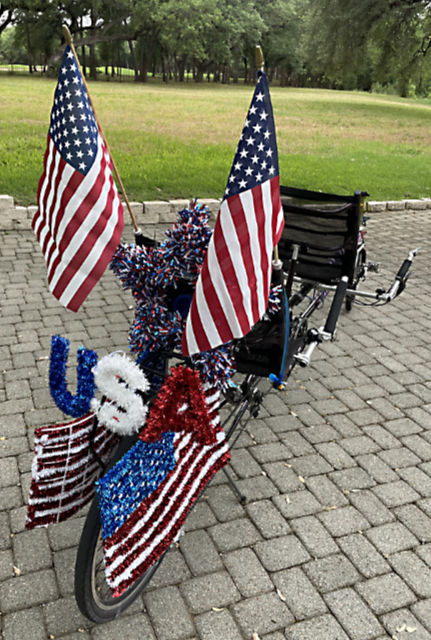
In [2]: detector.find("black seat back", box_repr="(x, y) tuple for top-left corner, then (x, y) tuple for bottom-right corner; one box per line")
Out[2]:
(278, 186), (365, 285)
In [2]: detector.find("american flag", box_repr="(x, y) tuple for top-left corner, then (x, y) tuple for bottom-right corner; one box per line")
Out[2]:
(26, 413), (119, 529)
(32, 45), (124, 312)
(97, 380), (230, 597)
(182, 71), (284, 356)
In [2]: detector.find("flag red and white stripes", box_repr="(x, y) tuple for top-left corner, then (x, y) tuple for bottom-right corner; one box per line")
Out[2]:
(97, 379), (230, 597)
(26, 413), (119, 529)
(182, 71), (284, 356)
(32, 45), (124, 312)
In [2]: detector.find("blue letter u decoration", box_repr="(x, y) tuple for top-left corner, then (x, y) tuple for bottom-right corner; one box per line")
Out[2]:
(49, 335), (98, 417)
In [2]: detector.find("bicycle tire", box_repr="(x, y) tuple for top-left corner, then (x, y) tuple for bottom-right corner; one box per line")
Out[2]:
(74, 435), (165, 623)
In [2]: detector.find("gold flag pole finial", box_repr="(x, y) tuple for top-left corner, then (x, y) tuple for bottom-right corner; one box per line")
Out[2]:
(62, 24), (73, 46)
(255, 45), (264, 72)
(60, 24), (139, 232)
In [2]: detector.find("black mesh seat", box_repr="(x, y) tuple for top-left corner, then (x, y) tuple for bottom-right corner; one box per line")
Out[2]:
(278, 186), (365, 286)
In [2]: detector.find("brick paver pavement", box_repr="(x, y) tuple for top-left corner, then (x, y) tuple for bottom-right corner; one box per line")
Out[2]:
(1, 202), (431, 640)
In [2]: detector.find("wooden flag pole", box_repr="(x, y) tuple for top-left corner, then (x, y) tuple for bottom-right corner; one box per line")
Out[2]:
(62, 25), (139, 232)
(255, 45), (282, 268)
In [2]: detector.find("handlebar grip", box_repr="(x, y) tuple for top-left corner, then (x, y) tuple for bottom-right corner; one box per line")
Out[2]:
(396, 258), (412, 281)
(324, 276), (349, 336)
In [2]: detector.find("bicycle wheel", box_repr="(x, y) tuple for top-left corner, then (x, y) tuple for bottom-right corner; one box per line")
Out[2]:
(74, 490), (164, 623)
(74, 431), (166, 623)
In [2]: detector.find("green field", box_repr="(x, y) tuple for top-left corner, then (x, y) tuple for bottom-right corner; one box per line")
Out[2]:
(1, 74), (430, 205)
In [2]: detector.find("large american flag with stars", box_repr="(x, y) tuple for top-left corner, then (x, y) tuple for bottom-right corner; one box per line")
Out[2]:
(32, 45), (124, 312)
(182, 71), (284, 356)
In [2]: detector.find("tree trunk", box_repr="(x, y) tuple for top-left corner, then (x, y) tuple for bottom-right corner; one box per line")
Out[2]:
(127, 36), (139, 81)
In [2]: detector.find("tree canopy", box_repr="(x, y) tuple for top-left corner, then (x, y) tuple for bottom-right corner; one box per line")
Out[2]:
(1, 0), (431, 96)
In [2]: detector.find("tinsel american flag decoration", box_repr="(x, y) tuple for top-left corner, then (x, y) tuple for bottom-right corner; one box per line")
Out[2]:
(182, 70), (284, 356)
(26, 413), (119, 529)
(96, 372), (230, 597)
(32, 45), (124, 312)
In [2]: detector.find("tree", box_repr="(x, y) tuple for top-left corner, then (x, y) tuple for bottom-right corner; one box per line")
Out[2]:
(306, 0), (431, 94)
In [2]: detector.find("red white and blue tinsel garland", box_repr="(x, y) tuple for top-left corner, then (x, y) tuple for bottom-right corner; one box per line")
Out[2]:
(110, 201), (236, 389)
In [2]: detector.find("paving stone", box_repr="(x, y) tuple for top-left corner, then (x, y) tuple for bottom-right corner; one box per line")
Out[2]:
(222, 547), (273, 597)
(272, 489), (321, 520)
(330, 467), (376, 492)
(0, 456), (20, 487)
(356, 573), (416, 614)
(305, 474), (349, 508)
(272, 566), (327, 620)
(235, 475), (279, 501)
(366, 521), (418, 556)
(180, 571), (240, 614)
(253, 532), (310, 572)
(356, 453), (399, 484)
(229, 447), (262, 478)
(324, 587), (383, 640)
(381, 608), (431, 640)
(43, 595), (89, 636)
(416, 542), (431, 565)
(327, 413), (363, 437)
(0, 568), (58, 611)
(47, 516), (85, 550)
(184, 501), (217, 532)
(149, 548), (191, 589)
(393, 503), (431, 542)
(303, 554), (361, 592)
(299, 423), (339, 444)
(398, 466), (431, 497)
(339, 435), (381, 457)
(401, 434), (431, 461)
(289, 453), (333, 478)
(388, 550), (431, 597)
(363, 424), (402, 450)
(250, 442), (292, 463)
(247, 422), (279, 444)
(204, 485), (246, 523)
(91, 612), (155, 639)
(290, 515), (338, 558)
(262, 461), (305, 493)
(194, 609), (243, 640)
(333, 388), (368, 411)
(144, 585), (195, 640)
(348, 489), (395, 526)
(337, 532), (390, 578)
(208, 518), (261, 552)
(384, 417), (422, 437)
(281, 431), (315, 456)
(246, 499), (291, 539)
(411, 598), (431, 631)
(12, 528), (52, 574)
(378, 447), (422, 469)
(315, 441), (356, 470)
(231, 591), (294, 636)
(2, 607), (47, 640)
(180, 529), (223, 576)
(318, 505), (370, 537)
(372, 480), (421, 507)
(285, 613), (350, 640)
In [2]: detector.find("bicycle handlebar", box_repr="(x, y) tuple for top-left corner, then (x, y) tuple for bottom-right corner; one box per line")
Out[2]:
(377, 247), (419, 302)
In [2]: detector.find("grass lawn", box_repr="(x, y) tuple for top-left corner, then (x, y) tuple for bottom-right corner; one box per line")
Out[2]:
(0, 74), (430, 205)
